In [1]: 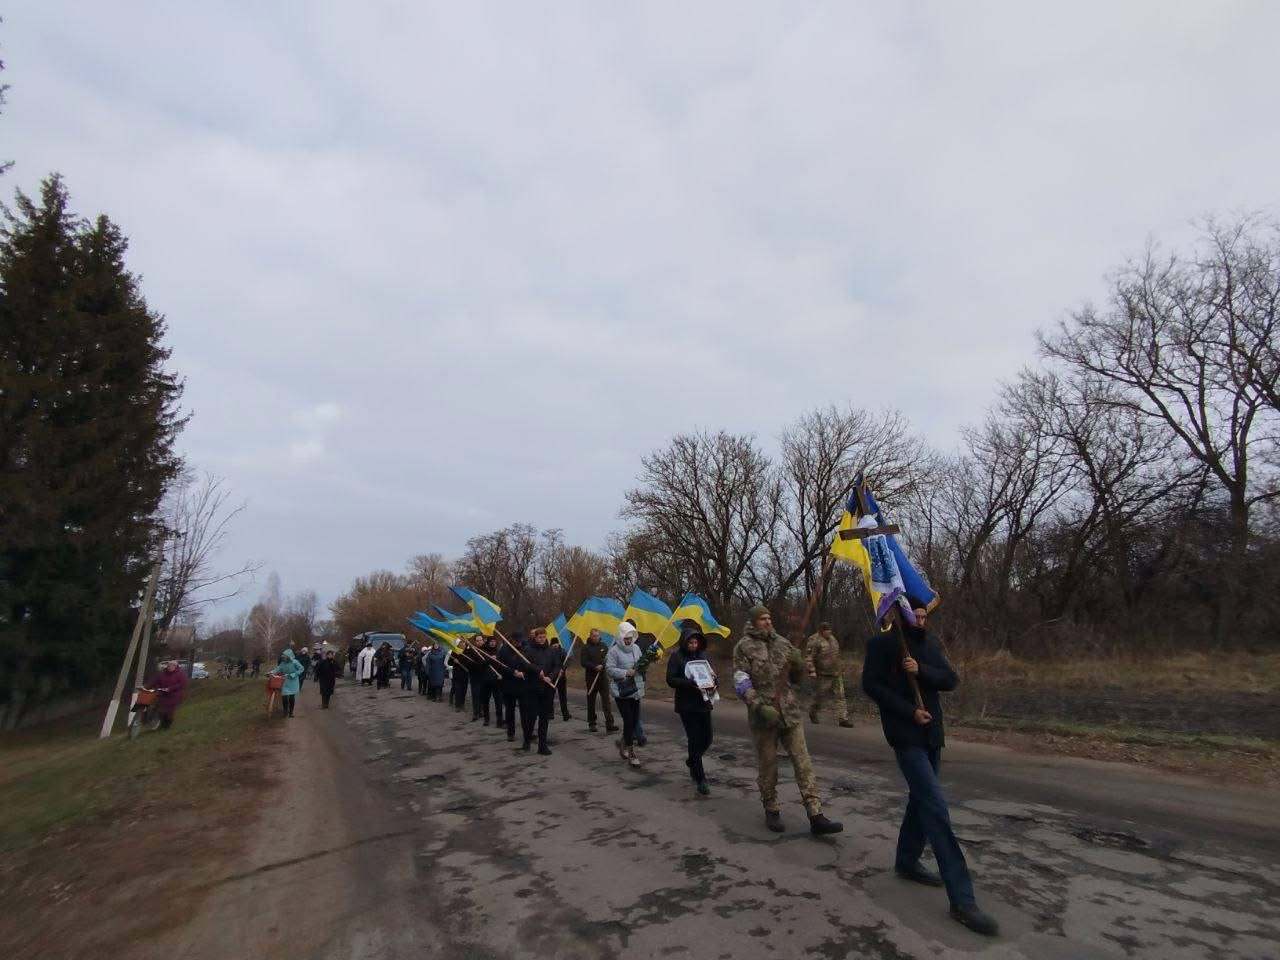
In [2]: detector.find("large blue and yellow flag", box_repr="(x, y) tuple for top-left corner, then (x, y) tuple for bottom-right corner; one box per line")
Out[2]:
(623, 590), (674, 638)
(829, 474), (939, 618)
(656, 592), (731, 649)
(546, 613), (574, 656)
(450, 586), (502, 636)
(409, 610), (480, 637)
(405, 617), (461, 653)
(567, 596), (625, 643)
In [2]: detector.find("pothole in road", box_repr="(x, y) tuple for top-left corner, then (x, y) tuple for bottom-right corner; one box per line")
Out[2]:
(1072, 827), (1149, 851)
(718, 753), (738, 762)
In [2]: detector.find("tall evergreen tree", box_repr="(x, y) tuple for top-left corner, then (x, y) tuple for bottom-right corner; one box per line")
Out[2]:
(0, 176), (185, 725)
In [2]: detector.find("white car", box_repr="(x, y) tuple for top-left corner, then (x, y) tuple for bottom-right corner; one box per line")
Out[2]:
(190, 662), (210, 680)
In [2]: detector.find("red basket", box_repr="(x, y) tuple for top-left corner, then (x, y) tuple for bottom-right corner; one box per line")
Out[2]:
(266, 675), (284, 691)
(135, 689), (157, 707)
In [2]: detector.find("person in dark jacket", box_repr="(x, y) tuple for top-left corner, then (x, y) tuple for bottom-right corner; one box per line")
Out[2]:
(467, 638), (490, 722)
(580, 628), (616, 733)
(449, 640), (473, 710)
(425, 642), (448, 700)
(519, 628), (562, 755)
(861, 601), (998, 937)
(496, 632), (527, 741)
(374, 642), (393, 689)
(314, 650), (340, 708)
(548, 636), (573, 721)
(295, 646), (313, 684)
(666, 622), (717, 795)
(398, 647), (414, 689)
(472, 635), (504, 725)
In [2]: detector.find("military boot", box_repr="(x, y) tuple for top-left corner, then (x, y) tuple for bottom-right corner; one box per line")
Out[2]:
(764, 810), (785, 833)
(838, 719), (854, 728)
(809, 813), (844, 836)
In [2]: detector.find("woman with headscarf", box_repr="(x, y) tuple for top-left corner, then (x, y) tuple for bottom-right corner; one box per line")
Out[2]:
(269, 649), (306, 718)
(606, 622), (645, 768)
(666, 621), (717, 795)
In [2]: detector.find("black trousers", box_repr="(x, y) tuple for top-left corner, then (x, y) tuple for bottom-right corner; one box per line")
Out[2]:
(679, 710), (713, 781)
(450, 671), (469, 709)
(320, 685), (335, 709)
(417, 671), (427, 694)
(400, 670), (413, 690)
(615, 697), (641, 747)
(428, 685), (443, 701)
(586, 672), (614, 728)
(521, 686), (554, 748)
(503, 692), (522, 737)
(556, 673), (570, 718)
(282, 693), (296, 717)
(475, 678), (503, 724)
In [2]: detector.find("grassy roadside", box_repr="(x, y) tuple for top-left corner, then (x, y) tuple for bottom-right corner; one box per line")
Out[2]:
(0, 680), (282, 958)
(0, 680), (278, 853)
(569, 649), (1280, 784)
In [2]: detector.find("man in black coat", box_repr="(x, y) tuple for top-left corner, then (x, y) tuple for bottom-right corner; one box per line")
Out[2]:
(496, 631), (528, 742)
(580, 628), (615, 733)
(314, 650), (340, 709)
(520, 628), (563, 755)
(861, 602), (999, 938)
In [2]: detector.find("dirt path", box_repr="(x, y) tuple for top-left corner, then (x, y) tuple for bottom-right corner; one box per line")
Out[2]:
(161, 679), (1280, 959)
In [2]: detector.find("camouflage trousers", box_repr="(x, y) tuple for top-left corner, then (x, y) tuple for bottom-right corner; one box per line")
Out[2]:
(809, 674), (848, 722)
(750, 722), (822, 817)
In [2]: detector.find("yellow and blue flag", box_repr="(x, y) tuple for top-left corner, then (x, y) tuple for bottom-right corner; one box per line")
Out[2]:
(409, 610), (479, 637)
(405, 617), (461, 653)
(450, 586), (503, 636)
(829, 475), (939, 618)
(567, 596), (625, 644)
(657, 593), (731, 649)
(547, 613), (574, 656)
(624, 590), (674, 639)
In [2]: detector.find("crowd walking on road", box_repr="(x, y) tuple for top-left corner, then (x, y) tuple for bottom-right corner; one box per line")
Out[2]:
(250, 599), (998, 938)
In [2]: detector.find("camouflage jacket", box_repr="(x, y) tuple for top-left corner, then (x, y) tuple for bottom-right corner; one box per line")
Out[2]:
(732, 626), (807, 729)
(805, 632), (843, 676)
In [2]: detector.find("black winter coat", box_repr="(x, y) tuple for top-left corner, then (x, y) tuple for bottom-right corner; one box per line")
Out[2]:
(523, 642), (563, 687)
(666, 646), (714, 714)
(313, 659), (339, 693)
(580, 641), (608, 683)
(496, 642), (528, 695)
(861, 627), (957, 750)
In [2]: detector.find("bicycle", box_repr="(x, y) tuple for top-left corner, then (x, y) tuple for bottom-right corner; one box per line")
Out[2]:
(126, 687), (165, 739)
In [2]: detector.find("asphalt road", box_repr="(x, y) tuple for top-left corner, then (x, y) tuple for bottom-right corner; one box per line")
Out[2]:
(162, 678), (1280, 960)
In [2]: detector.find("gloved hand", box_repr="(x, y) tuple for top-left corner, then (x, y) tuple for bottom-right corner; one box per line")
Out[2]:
(753, 704), (781, 728)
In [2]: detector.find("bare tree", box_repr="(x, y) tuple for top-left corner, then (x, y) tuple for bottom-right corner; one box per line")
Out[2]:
(155, 471), (259, 632)
(245, 572), (284, 656)
(621, 430), (780, 611)
(1040, 216), (1280, 563)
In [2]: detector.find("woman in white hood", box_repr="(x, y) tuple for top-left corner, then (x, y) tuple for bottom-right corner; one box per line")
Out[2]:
(605, 622), (645, 768)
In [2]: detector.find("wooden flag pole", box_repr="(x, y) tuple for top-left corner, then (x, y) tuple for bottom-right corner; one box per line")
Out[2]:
(100, 560), (162, 739)
(492, 629), (556, 688)
(796, 554), (836, 639)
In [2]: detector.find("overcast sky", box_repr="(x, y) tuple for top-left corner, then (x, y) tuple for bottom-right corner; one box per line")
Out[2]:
(6, 3), (1279, 618)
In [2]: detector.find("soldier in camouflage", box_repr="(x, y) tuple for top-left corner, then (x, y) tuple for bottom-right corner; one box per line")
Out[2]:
(806, 621), (855, 728)
(732, 604), (844, 836)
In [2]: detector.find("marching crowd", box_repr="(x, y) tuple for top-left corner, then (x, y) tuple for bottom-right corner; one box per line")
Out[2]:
(262, 602), (998, 937)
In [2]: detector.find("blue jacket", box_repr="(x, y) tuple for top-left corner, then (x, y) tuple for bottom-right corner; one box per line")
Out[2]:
(271, 649), (306, 696)
(425, 646), (448, 685)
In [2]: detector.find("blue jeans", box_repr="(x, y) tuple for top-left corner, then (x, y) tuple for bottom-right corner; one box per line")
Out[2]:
(893, 746), (975, 909)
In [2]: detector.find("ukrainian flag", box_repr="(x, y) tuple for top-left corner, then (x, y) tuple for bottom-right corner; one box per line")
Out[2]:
(409, 611), (479, 637)
(405, 617), (461, 653)
(567, 596), (625, 642)
(450, 586), (503, 636)
(656, 593), (731, 649)
(829, 475), (939, 617)
(547, 613), (574, 655)
(623, 590), (674, 639)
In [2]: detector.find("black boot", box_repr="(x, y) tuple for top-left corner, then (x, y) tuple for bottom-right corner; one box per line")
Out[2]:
(538, 744), (552, 756)
(950, 904), (999, 937)
(764, 810), (785, 833)
(838, 719), (855, 728)
(895, 862), (944, 887)
(809, 813), (844, 836)
(520, 739), (531, 752)
(696, 780), (710, 796)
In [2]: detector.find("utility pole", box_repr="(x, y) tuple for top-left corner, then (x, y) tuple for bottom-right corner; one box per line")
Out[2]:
(99, 560), (162, 739)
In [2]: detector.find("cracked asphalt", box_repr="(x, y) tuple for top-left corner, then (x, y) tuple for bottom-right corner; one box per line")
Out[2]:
(163, 678), (1280, 959)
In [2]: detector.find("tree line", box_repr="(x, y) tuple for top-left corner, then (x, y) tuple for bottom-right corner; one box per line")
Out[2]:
(334, 216), (1279, 656)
